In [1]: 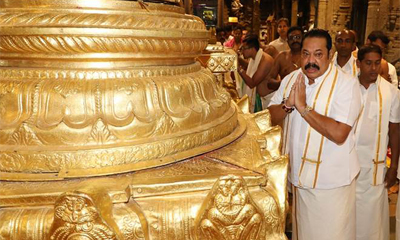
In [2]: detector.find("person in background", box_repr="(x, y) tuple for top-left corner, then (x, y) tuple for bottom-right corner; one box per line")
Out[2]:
(269, 18), (290, 53)
(332, 29), (358, 77)
(237, 34), (274, 113)
(224, 25), (243, 52)
(367, 30), (399, 89)
(216, 27), (226, 45)
(354, 44), (400, 240)
(258, 26), (303, 105)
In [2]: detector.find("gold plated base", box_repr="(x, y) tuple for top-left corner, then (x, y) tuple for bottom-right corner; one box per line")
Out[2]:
(0, 1), (288, 239)
(0, 111), (288, 240)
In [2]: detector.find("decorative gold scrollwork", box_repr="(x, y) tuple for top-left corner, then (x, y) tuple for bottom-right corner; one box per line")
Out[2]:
(196, 175), (263, 240)
(50, 192), (117, 240)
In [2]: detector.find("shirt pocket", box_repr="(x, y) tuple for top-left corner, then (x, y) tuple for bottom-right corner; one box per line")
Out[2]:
(367, 101), (378, 121)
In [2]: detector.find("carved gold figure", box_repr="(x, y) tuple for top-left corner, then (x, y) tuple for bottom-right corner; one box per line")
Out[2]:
(0, 0), (288, 239)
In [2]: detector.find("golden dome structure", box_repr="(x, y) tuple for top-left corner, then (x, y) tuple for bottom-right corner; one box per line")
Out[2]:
(0, 0), (289, 239)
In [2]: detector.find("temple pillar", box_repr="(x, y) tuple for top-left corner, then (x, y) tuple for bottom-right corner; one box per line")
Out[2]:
(291, 0), (298, 26)
(184, 0), (193, 14)
(365, 0), (399, 80)
(330, 0), (352, 39)
(365, 0), (380, 38)
(252, 0), (260, 34)
(317, 0), (328, 29)
(217, 0), (223, 28)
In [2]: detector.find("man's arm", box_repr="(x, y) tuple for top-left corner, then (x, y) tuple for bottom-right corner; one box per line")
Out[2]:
(239, 54), (273, 88)
(298, 108), (352, 144)
(268, 75), (296, 125)
(256, 54), (281, 96)
(385, 122), (400, 188)
(238, 57), (249, 70)
(266, 53), (284, 91)
(294, 75), (355, 145)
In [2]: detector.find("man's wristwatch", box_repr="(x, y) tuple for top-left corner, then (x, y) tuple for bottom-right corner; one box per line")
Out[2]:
(300, 105), (313, 117)
(281, 99), (294, 113)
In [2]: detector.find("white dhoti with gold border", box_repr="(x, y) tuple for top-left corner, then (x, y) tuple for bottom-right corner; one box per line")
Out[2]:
(355, 167), (389, 240)
(396, 181), (400, 240)
(292, 180), (356, 240)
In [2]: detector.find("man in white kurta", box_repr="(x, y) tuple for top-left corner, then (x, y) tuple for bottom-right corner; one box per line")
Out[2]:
(354, 44), (400, 240)
(332, 29), (359, 78)
(269, 18), (290, 53)
(268, 29), (362, 240)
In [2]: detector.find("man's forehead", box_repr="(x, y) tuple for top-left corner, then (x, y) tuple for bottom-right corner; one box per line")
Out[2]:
(277, 21), (288, 26)
(302, 37), (327, 50)
(289, 30), (302, 36)
(362, 52), (382, 61)
(336, 33), (352, 39)
(336, 31), (354, 41)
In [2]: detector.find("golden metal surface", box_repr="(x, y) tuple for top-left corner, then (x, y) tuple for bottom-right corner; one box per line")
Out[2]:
(0, 0), (288, 239)
(198, 46), (240, 102)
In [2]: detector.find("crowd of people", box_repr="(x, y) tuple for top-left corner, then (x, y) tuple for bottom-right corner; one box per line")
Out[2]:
(219, 19), (400, 240)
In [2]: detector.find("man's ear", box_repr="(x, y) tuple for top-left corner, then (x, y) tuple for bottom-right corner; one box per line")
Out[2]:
(366, 39), (371, 45)
(356, 59), (360, 68)
(328, 49), (334, 60)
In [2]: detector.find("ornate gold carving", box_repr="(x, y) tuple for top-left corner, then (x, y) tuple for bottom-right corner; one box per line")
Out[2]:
(50, 192), (117, 240)
(0, 12), (205, 30)
(0, 63), (202, 80)
(0, 36), (208, 55)
(0, 207), (53, 239)
(7, 123), (43, 145)
(196, 175), (263, 240)
(0, 109), (239, 177)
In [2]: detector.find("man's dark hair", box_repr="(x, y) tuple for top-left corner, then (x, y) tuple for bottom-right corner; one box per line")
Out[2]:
(357, 44), (382, 61)
(216, 27), (224, 33)
(288, 26), (303, 37)
(233, 25), (243, 32)
(367, 31), (390, 45)
(224, 25), (232, 33)
(243, 34), (260, 51)
(302, 28), (332, 52)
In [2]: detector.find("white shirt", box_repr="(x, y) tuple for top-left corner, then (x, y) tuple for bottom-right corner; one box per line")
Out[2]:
(356, 81), (400, 168)
(269, 66), (362, 189)
(388, 62), (399, 89)
(269, 37), (290, 53)
(332, 53), (359, 78)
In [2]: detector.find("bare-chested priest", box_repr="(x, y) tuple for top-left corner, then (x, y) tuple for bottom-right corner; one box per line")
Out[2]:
(257, 26), (302, 103)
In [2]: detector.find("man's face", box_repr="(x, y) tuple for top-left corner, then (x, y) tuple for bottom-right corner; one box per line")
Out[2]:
(217, 31), (226, 43)
(233, 29), (242, 42)
(335, 31), (355, 57)
(277, 21), (288, 38)
(301, 37), (331, 80)
(240, 43), (252, 59)
(288, 30), (302, 51)
(357, 52), (381, 83)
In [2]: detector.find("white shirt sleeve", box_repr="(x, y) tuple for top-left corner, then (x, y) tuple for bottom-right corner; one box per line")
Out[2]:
(329, 74), (362, 127)
(388, 63), (398, 89)
(389, 86), (400, 123)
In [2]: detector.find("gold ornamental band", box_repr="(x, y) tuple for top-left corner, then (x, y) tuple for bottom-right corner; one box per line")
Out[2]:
(0, 107), (245, 180)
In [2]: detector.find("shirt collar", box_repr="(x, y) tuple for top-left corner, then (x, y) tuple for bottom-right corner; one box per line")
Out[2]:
(303, 63), (333, 87)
